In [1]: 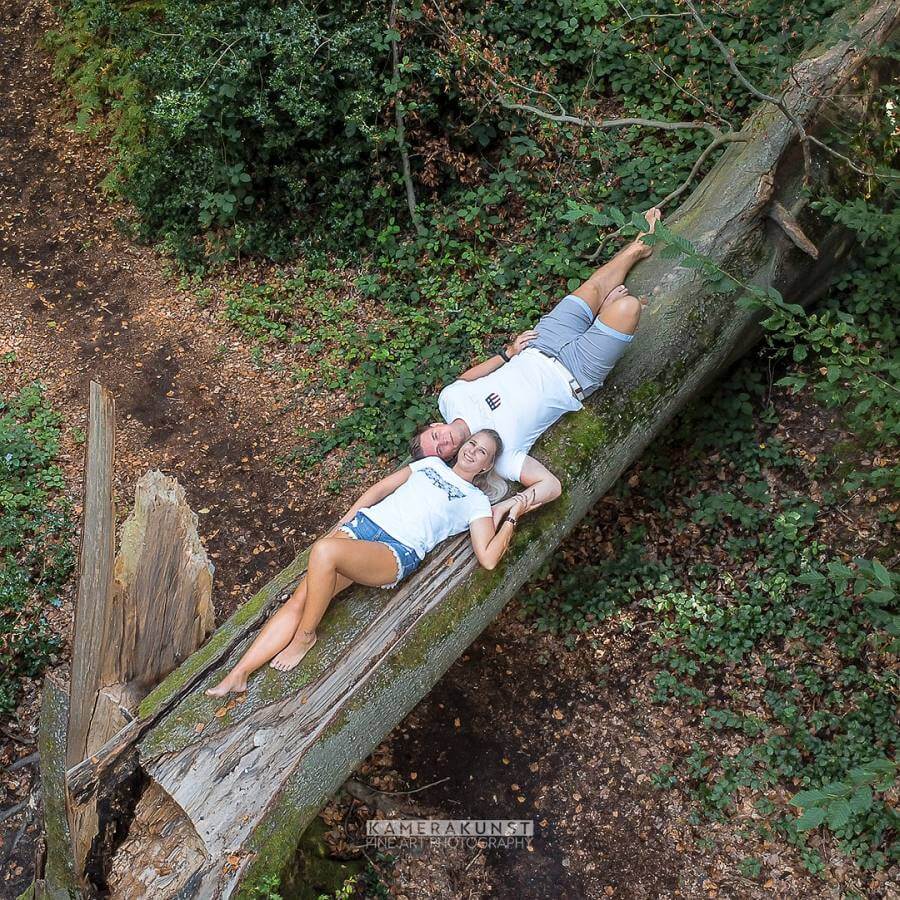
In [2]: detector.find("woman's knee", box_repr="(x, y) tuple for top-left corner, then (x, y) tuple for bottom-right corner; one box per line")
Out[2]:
(309, 537), (339, 568)
(599, 295), (642, 334)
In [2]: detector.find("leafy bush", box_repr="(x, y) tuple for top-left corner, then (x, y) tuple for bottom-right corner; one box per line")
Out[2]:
(48, 0), (840, 262)
(0, 384), (73, 715)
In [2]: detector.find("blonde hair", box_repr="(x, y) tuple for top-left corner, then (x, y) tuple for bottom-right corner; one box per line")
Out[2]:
(471, 429), (509, 502)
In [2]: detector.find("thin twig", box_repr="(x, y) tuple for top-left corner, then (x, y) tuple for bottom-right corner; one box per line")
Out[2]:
(684, 0), (814, 179)
(0, 726), (34, 745)
(497, 96), (722, 138)
(807, 134), (900, 179)
(609, 11), (691, 33)
(650, 59), (734, 129)
(6, 752), (39, 773)
(657, 130), (751, 209)
(359, 775), (450, 796)
(0, 798), (28, 824)
(390, 0), (425, 236)
(1, 802), (35, 866)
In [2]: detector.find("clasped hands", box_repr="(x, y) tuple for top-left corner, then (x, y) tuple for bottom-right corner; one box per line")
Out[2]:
(492, 488), (536, 528)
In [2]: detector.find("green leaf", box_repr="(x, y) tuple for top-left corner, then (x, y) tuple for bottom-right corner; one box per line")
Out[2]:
(849, 785), (872, 814)
(862, 758), (896, 776)
(867, 588), (895, 606)
(796, 571), (826, 586)
(820, 781), (851, 799)
(871, 559), (892, 587)
(792, 344), (808, 362)
(796, 806), (826, 831)
(790, 789), (826, 808)
(826, 799), (851, 830)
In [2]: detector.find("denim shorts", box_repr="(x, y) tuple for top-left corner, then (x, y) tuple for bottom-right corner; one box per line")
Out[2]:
(338, 512), (421, 588)
(532, 294), (633, 398)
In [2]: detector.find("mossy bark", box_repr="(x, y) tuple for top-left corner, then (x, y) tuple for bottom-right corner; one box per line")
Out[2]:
(62, 3), (899, 896)
(35, 676), (79, 899)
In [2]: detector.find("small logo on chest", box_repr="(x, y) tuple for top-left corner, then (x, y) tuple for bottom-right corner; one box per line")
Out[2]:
(485, 392), (501, 410)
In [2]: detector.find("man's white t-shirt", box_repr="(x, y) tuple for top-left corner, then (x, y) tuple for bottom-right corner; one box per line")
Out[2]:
(438, 348), (582, 482)
(361, 458), (492, 560)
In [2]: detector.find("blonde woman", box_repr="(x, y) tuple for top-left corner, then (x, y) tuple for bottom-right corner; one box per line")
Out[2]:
(207, 429), (527, 695)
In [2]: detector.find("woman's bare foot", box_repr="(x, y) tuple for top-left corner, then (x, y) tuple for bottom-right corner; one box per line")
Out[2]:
(634, 207), (662, 259)
(270, 631), (317, 672)
(599, 284), (629, 311)
(205, 671), (248, 697)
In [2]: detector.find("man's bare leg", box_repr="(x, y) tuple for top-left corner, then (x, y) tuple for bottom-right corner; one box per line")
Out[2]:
(572, 208), (661, 317)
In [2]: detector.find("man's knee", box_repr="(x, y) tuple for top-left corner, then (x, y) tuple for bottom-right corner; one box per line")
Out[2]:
(599, 295), (641, 335)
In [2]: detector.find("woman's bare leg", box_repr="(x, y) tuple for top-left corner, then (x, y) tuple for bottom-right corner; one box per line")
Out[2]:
(278, 537), (400, 670)
(206, 552), (354, 695)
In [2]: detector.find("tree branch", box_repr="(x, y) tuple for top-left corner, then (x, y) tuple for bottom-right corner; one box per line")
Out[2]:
(496, 96), (723, 138)
(389, 0), (425, 236)
(683, 0), (814, 179)
(657, 130), (751, 209)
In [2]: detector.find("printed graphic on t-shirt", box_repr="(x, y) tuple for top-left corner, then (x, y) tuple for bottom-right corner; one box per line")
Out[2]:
(485, 392), (501, 410)
(422, 466), (466, 500)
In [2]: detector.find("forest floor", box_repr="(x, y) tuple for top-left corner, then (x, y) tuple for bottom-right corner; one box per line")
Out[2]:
(311, 380), (896, 900)
(0, 3), (895, 900)
(0, 1), (364, 894)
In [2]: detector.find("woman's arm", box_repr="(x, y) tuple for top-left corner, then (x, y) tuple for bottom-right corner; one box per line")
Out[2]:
(336, 465), (413, 525)
(468, 496), (527, 570)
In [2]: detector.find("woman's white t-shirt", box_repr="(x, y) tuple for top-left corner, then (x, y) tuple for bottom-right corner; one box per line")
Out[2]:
(361, 458), (492, 560)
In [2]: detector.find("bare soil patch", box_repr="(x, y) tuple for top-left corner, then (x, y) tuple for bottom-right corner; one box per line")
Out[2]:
(0, 2), (363, 893)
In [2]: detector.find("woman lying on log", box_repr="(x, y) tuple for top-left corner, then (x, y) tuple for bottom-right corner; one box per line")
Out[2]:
(207, 429), (528, 696)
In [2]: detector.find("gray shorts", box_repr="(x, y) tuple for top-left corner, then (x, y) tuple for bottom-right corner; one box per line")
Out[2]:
(532, 294), (633, 397)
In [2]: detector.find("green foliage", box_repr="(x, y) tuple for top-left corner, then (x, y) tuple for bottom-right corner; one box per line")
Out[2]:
(791, 758), (897, 835)
(643, 193), (899, 485)
(247, 873), (282, 900)
(317, 874), (358, 900)
(48, 0), (395, 262)
(519, 356), (898, 872)
(48, 0), (838, 264)
(47, 0), (867, 459)
(0, 384), (73, 715)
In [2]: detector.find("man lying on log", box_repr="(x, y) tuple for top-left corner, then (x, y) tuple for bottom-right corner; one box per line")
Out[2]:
(206, 429), (529, 694)
(410, 207), (661, 523)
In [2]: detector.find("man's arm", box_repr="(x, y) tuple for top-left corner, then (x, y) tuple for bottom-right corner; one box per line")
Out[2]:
(458, 354), (505, 383)
(492, 455), (562, 525)
(458, 329), (538, 382)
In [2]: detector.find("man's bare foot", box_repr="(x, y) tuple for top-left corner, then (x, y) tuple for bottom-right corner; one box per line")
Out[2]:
(634, 207), (662, 259)
(270, 632), (317, 672)
(599, 284), (629, 311)
(205, 671), (247, 697)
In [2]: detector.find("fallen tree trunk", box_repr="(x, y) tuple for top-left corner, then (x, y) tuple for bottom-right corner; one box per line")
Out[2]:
(57, 3), (898, 897)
